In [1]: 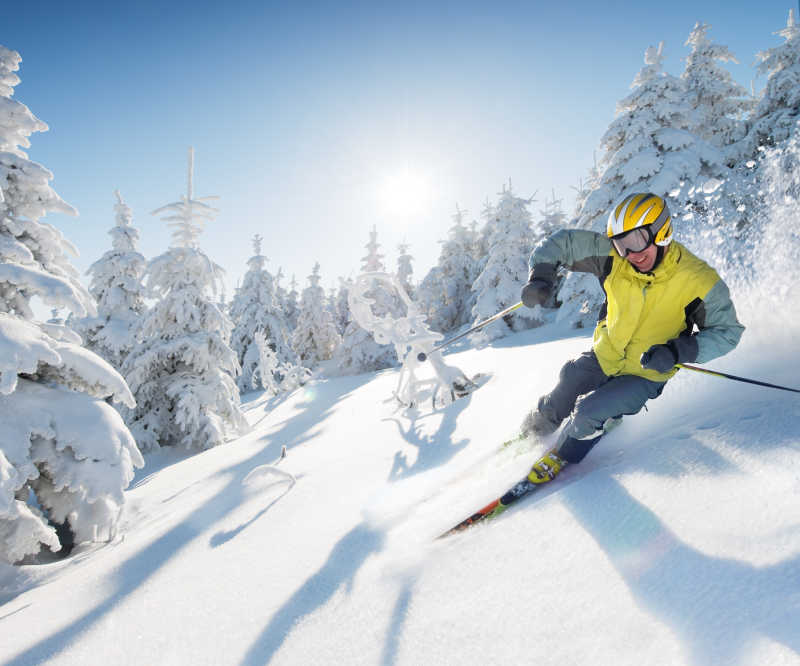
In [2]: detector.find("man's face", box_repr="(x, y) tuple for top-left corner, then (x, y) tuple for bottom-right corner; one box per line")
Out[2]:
(625, 244), (658, 273)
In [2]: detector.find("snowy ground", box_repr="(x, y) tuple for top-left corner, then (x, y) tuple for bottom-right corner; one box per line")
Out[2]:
(1, 314), (799, 666)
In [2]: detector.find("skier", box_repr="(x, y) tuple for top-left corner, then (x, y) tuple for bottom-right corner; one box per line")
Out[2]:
(519, 192), (744, 483)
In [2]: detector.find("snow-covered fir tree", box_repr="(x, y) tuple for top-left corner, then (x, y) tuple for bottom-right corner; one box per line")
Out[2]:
(362, 225), (385, 272)
(73, 190), (147, 371)
(122, 148), (248, 452)
(229, 235), (296, 393)
(291, 262), (341, 369)
(0, 45), (141, 563)
(578, 42), (723, 229)
(571, 153), (601, 225)
(682, 22), (754, 150)
(396, 242), (414, 298)
(732, 10), (800, 163)
(330, 228), (399, 375)
(414, 265), (445, 332)
(471, 183), (541, 340)
(417, 205), (479, 334)
(282, 273), (300, 331)
(538, 189), (567, 240)
(333, 277), (353, 335)
(474, 197), (494, 265)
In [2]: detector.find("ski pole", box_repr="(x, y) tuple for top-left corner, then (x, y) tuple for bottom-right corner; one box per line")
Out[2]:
(417, 301), (523, 362)
(677, 363), (800, 394)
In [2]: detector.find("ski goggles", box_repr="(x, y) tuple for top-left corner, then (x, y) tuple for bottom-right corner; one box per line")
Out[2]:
(611, 226), (654, 257)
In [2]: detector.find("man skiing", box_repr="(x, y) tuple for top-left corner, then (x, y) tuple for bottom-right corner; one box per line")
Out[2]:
(519, 192), (744, 483)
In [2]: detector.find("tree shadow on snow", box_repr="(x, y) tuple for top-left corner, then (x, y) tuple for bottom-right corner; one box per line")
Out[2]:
(379, 575), (415, 666)
(3, 437), (294, 665)
(384, 386), (476, 481)
(240, 522), (385, 665)
(562, 473), (800, 665)
(257, 374), (375, 452)
(209, 479), (296, 548)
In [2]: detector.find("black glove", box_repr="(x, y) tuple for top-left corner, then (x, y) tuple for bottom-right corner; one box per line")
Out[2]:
(521, 278), (552, 308)
(640, 345), (678, 373)
(640, 336), (699, 373)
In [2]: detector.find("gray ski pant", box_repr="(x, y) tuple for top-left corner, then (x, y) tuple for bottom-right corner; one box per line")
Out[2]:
(538, 350), (666, 463)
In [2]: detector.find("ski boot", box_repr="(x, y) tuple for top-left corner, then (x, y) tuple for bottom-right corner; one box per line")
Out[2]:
(527, 450), (568, 484)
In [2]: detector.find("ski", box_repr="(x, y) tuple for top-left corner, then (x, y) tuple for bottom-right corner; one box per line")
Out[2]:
(437, 475), (542, 538)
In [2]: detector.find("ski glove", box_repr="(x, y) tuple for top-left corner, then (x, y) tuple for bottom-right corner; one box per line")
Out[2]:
(521, 278), (552, 308)
(640, 335), (699, 373)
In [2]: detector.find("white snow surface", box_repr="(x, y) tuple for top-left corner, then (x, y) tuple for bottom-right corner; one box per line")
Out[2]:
(1, 313), (799, 665)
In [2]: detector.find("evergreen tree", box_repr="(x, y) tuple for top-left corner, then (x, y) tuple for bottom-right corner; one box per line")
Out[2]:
(330, 228), (398, 374)
(123, 148), (248, 452)
(396, 242), (414, 298)
(571, 153), (601, 225)
(0, 46), (141, 563)
(361, 225), (385, 272)
(333, 277), (353, 335)
(414, 265), (446, 332)
(291, 262), (341, 369)
(578, 42), (723, 229)
(430, 204), (479, 333)
(74, 191), (147, 370)
(229, 235), (295, 393)
(733, 9), (800, 163)
(471, 183), (541, 341)
(682, 22), (753, 150)
(538, 189), (567, 240)
(283, 274), (300, 331)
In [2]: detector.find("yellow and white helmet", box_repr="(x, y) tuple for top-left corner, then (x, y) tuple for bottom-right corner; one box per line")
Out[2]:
(607, 193), (673, 250)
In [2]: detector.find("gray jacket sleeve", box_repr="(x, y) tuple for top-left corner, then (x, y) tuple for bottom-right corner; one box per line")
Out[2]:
(528, 229), (613, 283)
(693, 280), (745, 363)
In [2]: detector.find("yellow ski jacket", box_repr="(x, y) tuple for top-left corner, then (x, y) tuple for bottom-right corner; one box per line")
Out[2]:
(529, 229), (744, 382)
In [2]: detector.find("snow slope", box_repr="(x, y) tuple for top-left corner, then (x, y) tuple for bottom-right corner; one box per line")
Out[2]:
(1, 311), (799, 665)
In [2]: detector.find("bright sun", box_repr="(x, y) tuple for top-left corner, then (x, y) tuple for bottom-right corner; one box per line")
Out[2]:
(375, 166), (433, 221)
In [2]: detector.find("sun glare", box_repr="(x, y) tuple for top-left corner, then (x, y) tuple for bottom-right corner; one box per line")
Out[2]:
(375, 166), (433, 221)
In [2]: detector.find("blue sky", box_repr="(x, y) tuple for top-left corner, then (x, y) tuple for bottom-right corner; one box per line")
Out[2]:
(4, 1), (795, 302)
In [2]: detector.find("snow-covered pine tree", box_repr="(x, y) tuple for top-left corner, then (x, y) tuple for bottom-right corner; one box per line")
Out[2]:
(471, 182), (541, 341)
(682, 22), (754, 151)
(0, 45), (141, 563)
(362, 225), (385, 272)
(330, 228), (398, 374)
(396, 242), (414, 298)
(422, 204), (479, 334)
(229, 234), (296, 393)
(122, 148), (248, 452)
(732, 10), (800, 163)
(333, 277), (353, 335)
(283, 274), (300, 331)
(673, 23), (762, 269)
(578, 42), (723, 230)
(291, 262), (341, 369)
(538, 189), (566, 240)
(571, 153), (601, 225)
(474, 197), (494, 265)
(73, 190), (147, 371)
